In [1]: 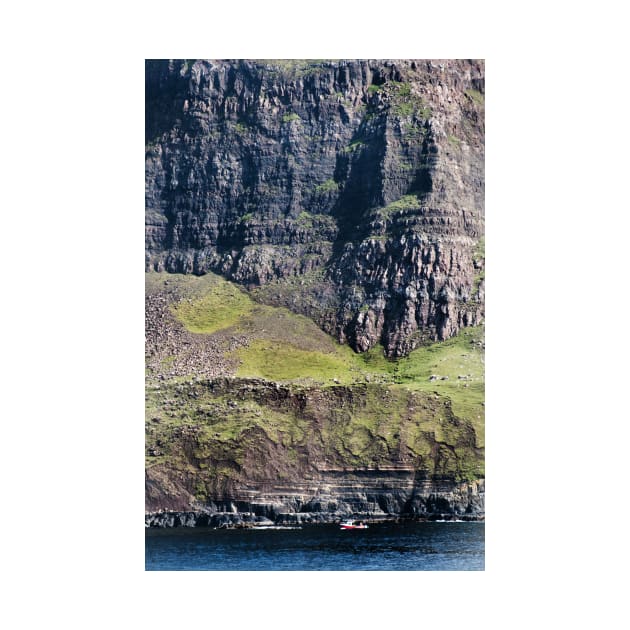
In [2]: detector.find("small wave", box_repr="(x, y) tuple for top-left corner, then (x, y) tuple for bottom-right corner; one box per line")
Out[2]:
(250, 526), (303, 530)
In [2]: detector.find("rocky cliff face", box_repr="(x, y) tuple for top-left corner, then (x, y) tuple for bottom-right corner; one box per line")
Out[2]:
(146, 59), (484, 356)
(145, 475), (485, 527)
(144, 269), (485, 522)
(145, 375), (484, 522)
(145, 61), (485, 525)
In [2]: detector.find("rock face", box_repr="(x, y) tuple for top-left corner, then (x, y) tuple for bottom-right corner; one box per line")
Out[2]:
(145, 61), (485, 525)
(146, 59), (484, 356)
(145, 475), (485, 527)
(145, 376), (485, 522)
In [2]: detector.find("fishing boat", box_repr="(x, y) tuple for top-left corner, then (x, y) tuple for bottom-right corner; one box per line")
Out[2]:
(340, 519), (368, 530)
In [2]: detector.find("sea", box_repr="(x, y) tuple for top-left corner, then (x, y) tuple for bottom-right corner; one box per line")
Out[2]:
(145, 520), (484, 571)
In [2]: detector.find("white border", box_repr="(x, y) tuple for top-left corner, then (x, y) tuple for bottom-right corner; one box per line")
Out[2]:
(4, 1), (627, 626)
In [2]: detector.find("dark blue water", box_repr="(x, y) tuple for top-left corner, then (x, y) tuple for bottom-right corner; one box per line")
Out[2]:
(145, 521), (484, 571)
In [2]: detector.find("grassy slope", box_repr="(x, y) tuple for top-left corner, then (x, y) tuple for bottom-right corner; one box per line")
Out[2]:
(146, 272), (485, 487)
(146, 379), (482, 488)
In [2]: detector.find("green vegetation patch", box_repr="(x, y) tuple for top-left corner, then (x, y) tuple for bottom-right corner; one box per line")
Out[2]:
(149, 272), (484, 453)
(465, 88), (485, 106)
(296, 211), (314, 228)
(386, 82), (431, 119)
(172, 278), (254, 334)
(236, 339), (359, 384)
(281, 112), (301, 124)
(389, 81), (411, 97)
(355, 344), (399, 374)
(146, 376), (482, 481)
(374, 194), (422, 218)
(307, 383), (481, 475)
(393, 326), (485, 446)
(314, 178), (339, 194)
(146, 381), (311, 475)
(239, 212), (254, 224)
(238, 304), (341, 354)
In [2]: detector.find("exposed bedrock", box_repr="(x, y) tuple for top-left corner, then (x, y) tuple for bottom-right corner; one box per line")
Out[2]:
(145, 378), (484, 522)
(145, 59), (484, 356)
(145, 475), (484, 527)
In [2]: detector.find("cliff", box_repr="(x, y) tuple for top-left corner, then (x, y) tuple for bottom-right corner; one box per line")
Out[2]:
(145, 60), (484, 525)
(145, 59), (484, 357)
(145, 272), (484, 523)
(146, 377), (485, 521)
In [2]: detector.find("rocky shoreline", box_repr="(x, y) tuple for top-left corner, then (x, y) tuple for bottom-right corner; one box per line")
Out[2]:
(145, 509), (484, 528)
(146, 478), (485, 528)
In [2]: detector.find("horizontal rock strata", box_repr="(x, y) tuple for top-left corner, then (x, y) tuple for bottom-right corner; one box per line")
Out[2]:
(146, 375), (484, 520)
(146, 477), (484, 527)
(145, 59), (484, 356)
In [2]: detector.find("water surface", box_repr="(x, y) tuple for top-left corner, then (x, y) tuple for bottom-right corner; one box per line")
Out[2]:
(145, 521), (484, 571)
